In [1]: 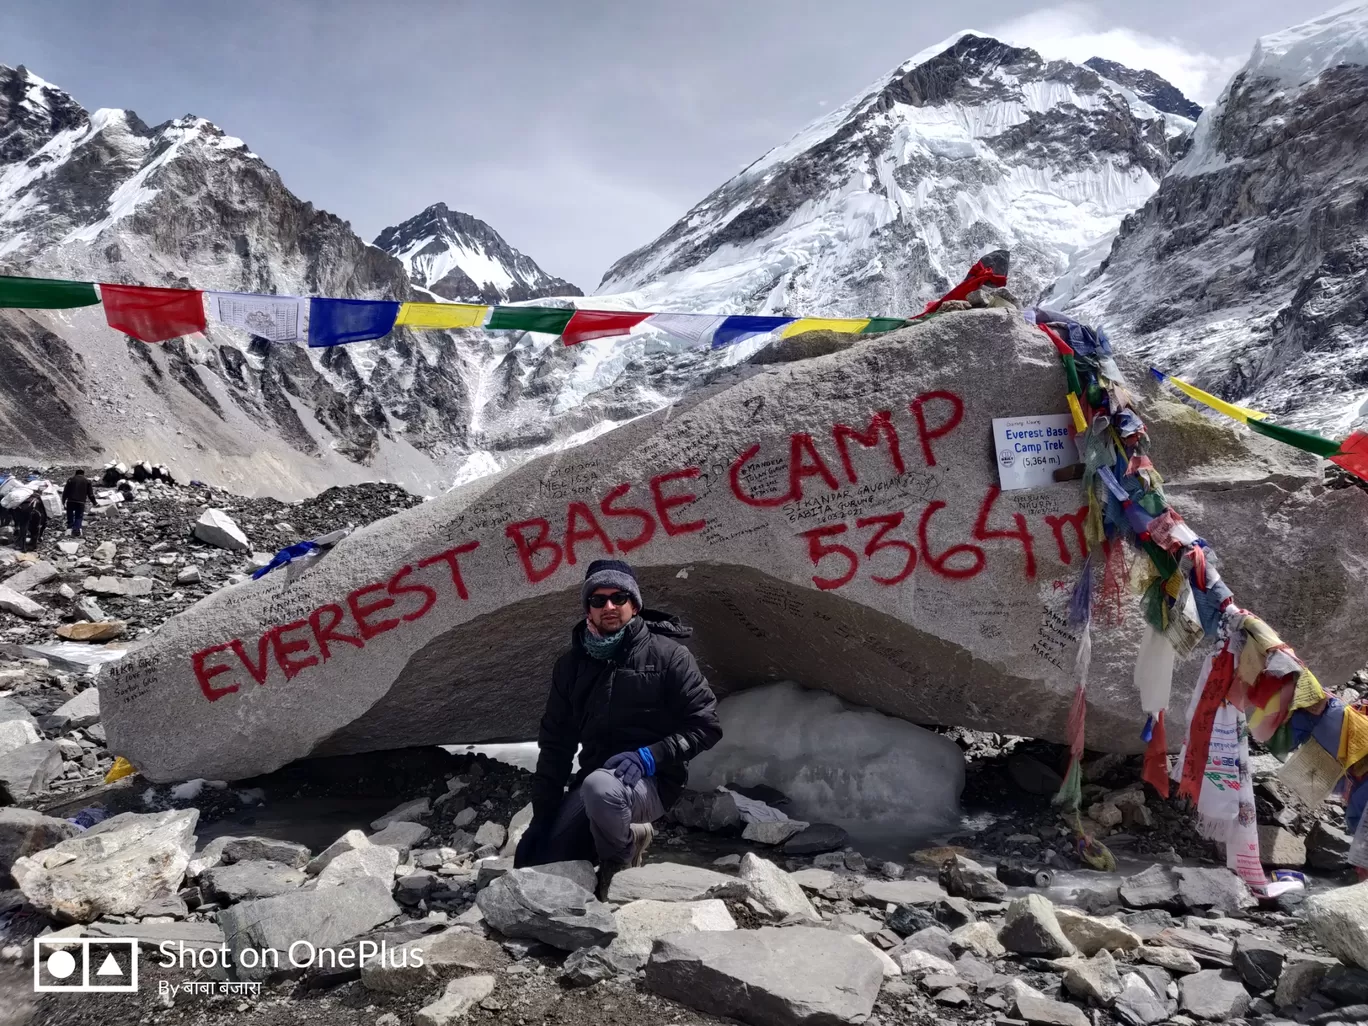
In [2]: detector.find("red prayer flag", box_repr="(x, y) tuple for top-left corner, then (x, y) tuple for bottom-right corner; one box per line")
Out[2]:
(1178, 648), (1235, 802)
(1142, 710), (1170, 797)
(1330, 431), (1368, 484)
(101, 283), (207, 343)
(561, 309), (651, 346)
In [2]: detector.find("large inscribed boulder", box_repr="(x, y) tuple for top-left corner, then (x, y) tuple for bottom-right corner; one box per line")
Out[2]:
(101, 309), (1368, 781)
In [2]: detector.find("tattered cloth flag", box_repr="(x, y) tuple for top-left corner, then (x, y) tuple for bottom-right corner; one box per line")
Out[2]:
(1330, 431), (1368, 483)
(561, 309), (651, 346)
(913, 252), (1008, 320)
(647, 313), (728, 347)
(394, 302), (489, 330)
(308, 298), (400, 347)
(1178, 644), (1235, 802)
(485, 306), (574, 334)
(208, 292), (308, 343)
(101, 283), (207, 343)
(712, 315), (797, 349)
(780, 317), (872, 336)
(0, 274), (100, 309)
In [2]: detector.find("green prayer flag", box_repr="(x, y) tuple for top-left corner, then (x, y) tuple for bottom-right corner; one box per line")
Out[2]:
(1247, 418), (1344, 459)
(1061, 354), (1082, 396)
(0, 275), (100, 309)
(485, 306), (575, 334)
(861, 317), (906, 333)
(1141, 539), (1178, 579)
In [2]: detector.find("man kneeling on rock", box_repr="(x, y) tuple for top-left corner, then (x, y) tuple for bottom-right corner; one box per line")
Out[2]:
(516, 558), (721, 899)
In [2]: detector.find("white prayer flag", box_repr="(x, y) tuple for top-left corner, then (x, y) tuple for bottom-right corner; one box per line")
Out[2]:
(209, 292), (309, 343)
(646, 313), (727, 348)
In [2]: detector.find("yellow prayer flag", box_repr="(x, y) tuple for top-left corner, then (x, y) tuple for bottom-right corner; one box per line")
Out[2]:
(104, 756), (137, 783)
(1164, 374), (1269, 424)
(1066, 392), (1087, 433)
(780, 317), (871, 337)
(1339, 706), (1368, 770)
(395, 302), (489, 330)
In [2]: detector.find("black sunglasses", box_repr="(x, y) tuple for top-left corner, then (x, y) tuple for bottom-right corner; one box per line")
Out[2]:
(587, 591), (635, 609)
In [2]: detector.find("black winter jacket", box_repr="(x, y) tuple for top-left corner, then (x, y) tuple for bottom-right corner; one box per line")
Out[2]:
(62, 475), (96, 506)
(529, 609), (721, 820)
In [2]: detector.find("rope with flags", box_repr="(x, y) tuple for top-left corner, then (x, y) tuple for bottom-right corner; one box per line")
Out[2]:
(1150, 367), (1368, 486)
(0, 273), (910, 350)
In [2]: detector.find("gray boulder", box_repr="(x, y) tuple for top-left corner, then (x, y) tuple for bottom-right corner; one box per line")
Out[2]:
(608, 898), (736, 969)
(46, 689), (100, 731)
(475, 866), (616, 950)
(361, 926), (506, 992)
(1155, 926), (1234, 967)
(606, 861), (731, 903)
(1011, 981), (1090, 1026)
(4, 560), (58, 593)
(316, 844), (400, 888)
(671, 789), (741, 833)
(0, 808), (79, 886)
(304, 829), (369, 875)
(1119, 865), (1179, 909)
(737, 853), (818, 921)
(941, 854), (1007, 901)
(1115, 972), (1168, 1026)
(415, 975), (495, 1026)
(1232, 934), (1285, 992)
(999, 894), (1076, 958)
(646, 926), (883, 1026)
(0, 718), (41, 759)
(200, 860), (306, 904)
(1305, 879), (1368, 970)
(782, 823), (849, 855)
(1174, 866), (1254, 914)
(0, 584), (43, 619)
(218, 876), (400, 980)
(1178, 968), (1250, 1020)
(1053, 906), (1141, 956)
(11, 809), (198, 922)
(220, 836), (311, 868)
(193, 508), (249, 551)
(368, 820), (430, 857)
(0, 740), (62, 801)
(1306, 821), (1353, 871)
(1063, 948), (1123, 1005)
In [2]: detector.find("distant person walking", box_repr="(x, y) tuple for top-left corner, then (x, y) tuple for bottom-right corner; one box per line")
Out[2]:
(62, 469), (96, 537)
(515, 559), (722, 899)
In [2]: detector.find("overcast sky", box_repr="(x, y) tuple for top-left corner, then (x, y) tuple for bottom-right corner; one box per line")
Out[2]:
(1, 0), (1319, 291)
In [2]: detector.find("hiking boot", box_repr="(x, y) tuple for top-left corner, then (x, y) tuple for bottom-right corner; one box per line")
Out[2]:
(629, 822), (654, 867)
(595, 860), (627, 902)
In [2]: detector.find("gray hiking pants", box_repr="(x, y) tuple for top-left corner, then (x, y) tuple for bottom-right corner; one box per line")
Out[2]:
(545, 767), (664, 865)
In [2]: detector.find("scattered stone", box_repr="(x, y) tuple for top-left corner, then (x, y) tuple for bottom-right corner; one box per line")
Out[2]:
(81, 575), (153, 597)
(415, 974), (496, 1026)
(396, 870), (437, 906)
(887, 904), (939, 936)
(370, 797), (430, 831)
(1305, 879), (1368, 970)
(200, 860), (306, 904)
(1139, 944), (1201, 974)
(305, 829), (369, 875)
(1232, 935), (1285, 993)
(742, 819), (809, 845)
(936, 985), (972, 1006)
(368, 820), (430, 857)
(941, 854), (1007, 901)
(0, 808), (79, 886)
(713, 854), (741, 868)
(361, 927), (506, 992)
(1275, 957), (1334, 1009)
(92, 541), (116, 563)
(560, 945), (623, 986)
(828, 911), (883, 936)
(951, 920), (1006, 958)
(453, 808), (477, 829)
(193, 509), (249, 551)
(46, 689), (100, 731)
(74, 597), (104, 621)
(57, 541), (80, 556)
(1011, 981), (1090, 1026)
(738, 853), (819, 921)
(1054, 906), (1141, 956)
(0, 586), (43, 619)
(1306, 821), (1353, 871)
(316, 844), (401, 889)
(1119, 865), (1179, 909)
(1178, 969), (1250, 1021)
(175, 565), (200, 585)
(0, 719), (41, 759)
(473, 821), (506, 850)
(880, 861), (905, 879)
(931, 896), (977, 929)
(607, 898), (736, 968)
(1116, 971), (1169, 1026)
(671, 789), (742, 833)
(1063, 948), (1123, 1005)
(219, 836), (311, 868)
(0, 740), (65, 801)
(893, 946), (956, 975)
(501, 803), (533, 856)
(607, 861), (732, 903)
(999, 894), (1076, 958)
(782, 822), (850, 855)
(476, 867), (616, 950)
(646, 926), (884, 1026)
(5, 560), (58, 593)
(12, 809), (198, 922)
(788, 867), (837, 892)
(858, 877), (945, 906)
(893, 925), (956, 963)
(1257, 825), (1307, 868)
(1319, 965), (1368, 1005)
(55, 621), (125, 642)
(1173, 867), (1254, 914)
(219, 877), (400, 981)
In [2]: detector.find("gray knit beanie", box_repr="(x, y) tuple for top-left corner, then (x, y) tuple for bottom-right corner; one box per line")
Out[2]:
(581, 559), (642, 611)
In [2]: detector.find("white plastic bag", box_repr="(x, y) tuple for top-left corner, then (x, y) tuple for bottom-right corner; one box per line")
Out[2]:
(1135, 624), (1177, 715)
(40, 486), (62, 519)
(1, 484), (33, 510)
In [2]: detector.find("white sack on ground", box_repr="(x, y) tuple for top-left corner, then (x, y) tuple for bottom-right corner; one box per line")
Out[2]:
(687, 682), (964, 836)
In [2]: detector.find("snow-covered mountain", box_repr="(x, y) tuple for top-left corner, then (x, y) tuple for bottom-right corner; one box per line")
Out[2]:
(1065, 2), (1368, 436)
(597, 32), (1197, 317)
(373, 202), (580, 304)
(1083, 58), (1204, 120)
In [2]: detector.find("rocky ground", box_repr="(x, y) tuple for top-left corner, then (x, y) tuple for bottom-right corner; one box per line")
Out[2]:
(0, 466), (1365, 1026)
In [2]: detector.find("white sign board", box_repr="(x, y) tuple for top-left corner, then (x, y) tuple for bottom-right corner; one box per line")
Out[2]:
(992, 414), (1081, 490)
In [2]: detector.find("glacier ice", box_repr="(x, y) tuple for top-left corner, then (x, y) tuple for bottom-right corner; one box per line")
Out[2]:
(686, 682), (965, 842)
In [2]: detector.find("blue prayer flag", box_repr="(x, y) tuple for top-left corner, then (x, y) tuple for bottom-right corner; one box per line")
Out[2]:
(308, 298), (400, 347)
(711, 315), (796, 349)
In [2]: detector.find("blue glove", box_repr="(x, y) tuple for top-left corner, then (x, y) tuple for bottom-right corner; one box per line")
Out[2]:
(604, 748), (655, 788)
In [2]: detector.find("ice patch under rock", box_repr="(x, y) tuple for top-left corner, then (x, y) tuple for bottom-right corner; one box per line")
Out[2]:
(686, 682), (964, 844)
